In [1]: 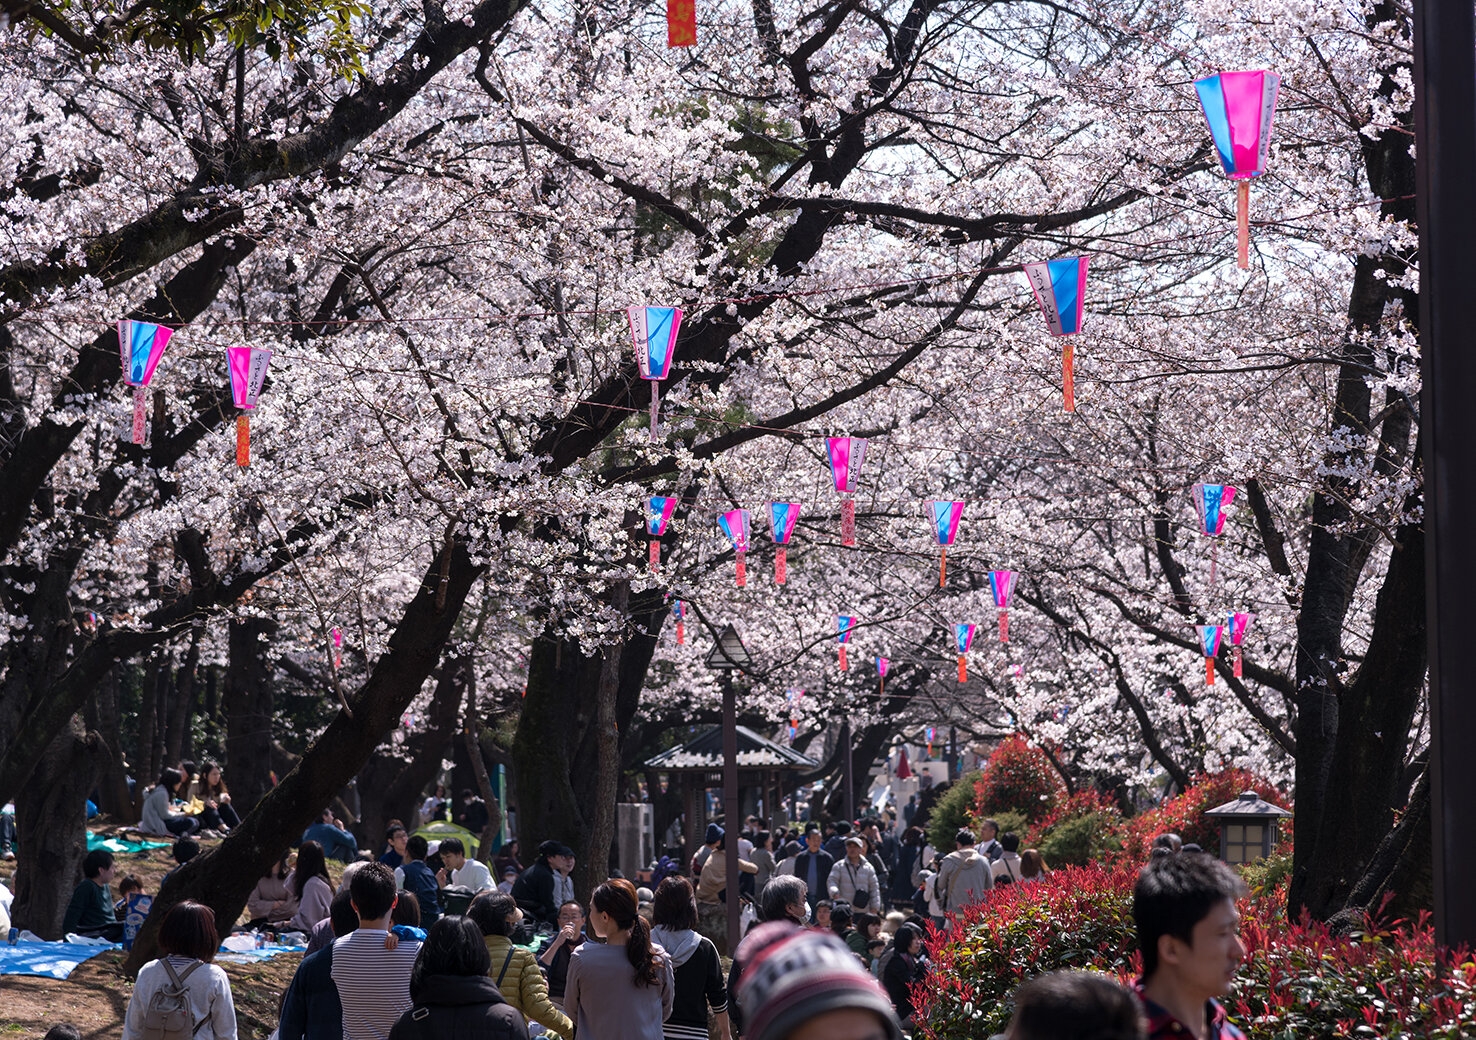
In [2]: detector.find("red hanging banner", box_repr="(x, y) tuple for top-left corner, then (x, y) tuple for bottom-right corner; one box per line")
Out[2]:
(667, 0), (696, 46)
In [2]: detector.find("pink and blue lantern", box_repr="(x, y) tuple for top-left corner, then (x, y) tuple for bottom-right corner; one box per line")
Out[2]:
(718, 508), (751, 587)
(925, 500), (965, 586)
(672, 599), (687, 645)
(1197, 623), (1225, 685)
(827, 437), (868, 546)
(647, 495), (678, 572)
(1226, 611), (1256, 678)
(1022, 257), (1089, 412)
(954, 623), (977, 683)
(836, 614), (857, 671)
(628, 305), (683, 440)
(769, 502), (802, 584)
(876, 655), (890, 694)
(1194, 70), (1280, 269)
(1191, 482), (1238, 584)
(989, 570), (1017, 642)
(118, 319), (174, 444)
(226, 346), (272, 467)
(332, 627), (343, 670)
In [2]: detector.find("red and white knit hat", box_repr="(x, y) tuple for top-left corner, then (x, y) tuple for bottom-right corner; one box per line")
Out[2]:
(735, 922), (903, 1040)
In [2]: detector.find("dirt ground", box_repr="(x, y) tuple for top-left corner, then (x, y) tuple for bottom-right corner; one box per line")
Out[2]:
(0, 826), (308, 1040)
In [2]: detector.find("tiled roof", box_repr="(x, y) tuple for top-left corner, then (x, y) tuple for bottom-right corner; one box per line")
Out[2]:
(645, 725), (819, 771)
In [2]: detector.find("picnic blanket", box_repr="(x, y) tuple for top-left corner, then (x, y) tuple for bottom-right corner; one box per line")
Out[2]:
(215, 944), (302, 965)
(87, 831), (171, 854)
(0, 940), (116, 979)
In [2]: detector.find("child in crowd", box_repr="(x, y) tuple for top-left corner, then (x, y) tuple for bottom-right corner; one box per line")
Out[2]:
(113, 875), (145, 918)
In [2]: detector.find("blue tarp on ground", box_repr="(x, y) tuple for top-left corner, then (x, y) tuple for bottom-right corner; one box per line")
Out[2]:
(0, 940), (116, 979)
(87, 831), (171, 853)
(215, 944), (302, 964)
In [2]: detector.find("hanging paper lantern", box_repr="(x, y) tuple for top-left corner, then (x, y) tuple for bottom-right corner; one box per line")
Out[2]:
(647, 496), (678, 573)
(1191, 482), (1238, 584)
(876, 656), (890, 695)
(118, 319), (174, 444)
(786, 688), (802, 742)
(926, 725), (935, 756)
(226, 346), (272, 467)
(925, 500), (965, 587)
(1194, 70), (1281, 269)
(1197, 623), (1224, 685)
(667, 0), (696, 46)
(1225, 611), (1257, 678)
(628, 305), (683, 441)
(826, 437), (868, 546)
(954, 623), (976, 683)
(989, 570), (1017, 642)
(718, 508), (751, 587)
(769, 502), (802, 584)
(836, 614), (857, 671)
(332, 627), (343, 670)
(672, 599), (687, 645)
(1021, 256), (1089, 412)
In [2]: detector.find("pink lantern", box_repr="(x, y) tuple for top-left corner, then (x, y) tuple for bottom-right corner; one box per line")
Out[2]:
(226, 346), (272, 467)
(1194, 70), (1281, 269)
(1197, 624), (1225, 685)
(954, 623), (976, 683)
(718, 508), (751, 587)
(1191, 483), (1238, 584)
(876, 656), (889, 695)
(1021, 256), (1089, 412)
(1226, 611), (1256, 678)
(119, 320), (174, 444)
(647, 496), (678, 573)
(925, 500), (965, 587)
(629, 306), (682, 440)
(989, 570), (1017, 642)
(836, 614), (857, 671)
(826, 437), (868, 546)
(769, 502), (801, 584)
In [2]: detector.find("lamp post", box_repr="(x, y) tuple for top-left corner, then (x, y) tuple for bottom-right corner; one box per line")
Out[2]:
(705, 624), (752, 952)
(1203, 791), (1292, 865)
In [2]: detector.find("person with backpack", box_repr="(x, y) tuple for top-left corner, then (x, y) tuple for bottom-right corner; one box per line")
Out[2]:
(387, 916), (528, 1040)
(993, 833), (1024, 887)
(936, 829), (993, 919)
(122, 900), (237, 1040)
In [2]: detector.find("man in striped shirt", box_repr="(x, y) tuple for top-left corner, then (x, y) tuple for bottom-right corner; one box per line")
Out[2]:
(331, 862), (421, 1040)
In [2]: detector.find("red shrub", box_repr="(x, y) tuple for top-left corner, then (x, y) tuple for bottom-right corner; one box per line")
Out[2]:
(1116, 769), (1291, 862)
(973, 735), (1065, 823)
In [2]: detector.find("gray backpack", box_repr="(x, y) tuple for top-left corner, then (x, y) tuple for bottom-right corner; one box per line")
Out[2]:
(141, 958), (202, 1040)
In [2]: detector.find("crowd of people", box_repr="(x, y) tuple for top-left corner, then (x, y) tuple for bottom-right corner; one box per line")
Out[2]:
(43, 772), (1254, 1040)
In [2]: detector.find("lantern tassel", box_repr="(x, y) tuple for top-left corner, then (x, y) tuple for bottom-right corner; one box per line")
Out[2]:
(775, 546), (787, 585)
(131, 387), (148, 444)
(1063, 342), (1075, 413)
(1233, 644), (1243, 679)
(735, 550), (746, 587)
(649, 539), (661, 574)
(649, 381), (660, 442)
(1236, 180), (1250, 270)
(676, 621), (685, 645)
(235, 414), (250, 467)
(939, 546), (947, 587)
(957, 655), (967, 684)
(841, 497), (856, 547)
(1206, 656), (1216, 685)
(838, 646), (848, 671)
(998, 609), (1009, 643)
(1210, 541), (1218, 585)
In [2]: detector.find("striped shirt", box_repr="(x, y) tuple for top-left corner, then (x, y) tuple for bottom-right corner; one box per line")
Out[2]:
(331, 928), (421, 1040)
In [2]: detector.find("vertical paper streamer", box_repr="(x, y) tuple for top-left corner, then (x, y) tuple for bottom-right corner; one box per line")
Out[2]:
(1021, 257), (1089, 413)
(119, 320), (175, 445)
(827, 437), (868, 547)
(667, 0), (696, 46)
(718, 508), (751, 587)
(226, 346), (272, 468)
(1197, 624), (1224, 685)
(1194, 70), (1280, 270)
(769, 502), (801, 584)
(629, 306), (683, 441)
(1191, 483), (1238, 584)
(925, 500), (965, 587)
(837, 615), (856, 671)
(1226, 611), (1257, 678)
(989, 570), (1017, 642)
(954, 623), (976, 684)
(646, 496), (678, 574)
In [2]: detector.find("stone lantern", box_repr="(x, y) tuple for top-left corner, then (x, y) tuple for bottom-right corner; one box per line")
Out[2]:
(1204, 790), (1292, 864)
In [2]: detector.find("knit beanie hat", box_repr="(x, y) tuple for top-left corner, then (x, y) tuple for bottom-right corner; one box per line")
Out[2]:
(736, 922), (904, 1040)
(705, 823), (725, 845)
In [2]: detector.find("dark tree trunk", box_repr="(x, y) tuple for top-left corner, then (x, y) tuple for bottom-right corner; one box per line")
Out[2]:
(355, 653), (465, 849)
(87, 665), (135, 822)
(123, 537), (484, 974)
(138, 654), (162, 791)
(224, 617), (279, 815)
(10, 721), (104, 939)
(164, 627), (203, 768)
(461, 662), (505, 864)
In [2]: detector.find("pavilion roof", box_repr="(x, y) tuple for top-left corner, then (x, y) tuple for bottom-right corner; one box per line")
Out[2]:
(644, 725), (818, 772)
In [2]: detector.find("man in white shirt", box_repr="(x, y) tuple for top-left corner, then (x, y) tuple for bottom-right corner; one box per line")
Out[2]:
(331, 862), (421, 1040)
(436, 837), (493, 892)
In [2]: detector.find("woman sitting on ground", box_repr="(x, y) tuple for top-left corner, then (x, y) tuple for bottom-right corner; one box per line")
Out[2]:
(287, 841), (335, 933)
(122, 900), (237, 1040)
(388, 915), (528, 1040)
(467, 891), (572, 1038)
(246, 852), (299, 929)
(191, 762), (241, 834)
(140, 767), (201, 838)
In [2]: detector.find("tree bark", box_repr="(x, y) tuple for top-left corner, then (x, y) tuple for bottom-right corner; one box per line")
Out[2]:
(10, 721), (104, 939)
(123, 536), (484, 974)
(224, 617), (279, 816)
(461, 661), (505, 864)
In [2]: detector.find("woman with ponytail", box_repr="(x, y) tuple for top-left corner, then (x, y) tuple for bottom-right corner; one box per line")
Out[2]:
(565, 878), (674, 1039)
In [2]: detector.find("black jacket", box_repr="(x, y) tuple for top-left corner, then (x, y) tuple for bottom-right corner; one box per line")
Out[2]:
(278, 944), (341, 1040)
(511, 859), (558, 925)
(667, 934), (727, 1032)
(792, 850), (835, 906)
(388, 975), (529, 1040)
(882, 950), (924, 1020)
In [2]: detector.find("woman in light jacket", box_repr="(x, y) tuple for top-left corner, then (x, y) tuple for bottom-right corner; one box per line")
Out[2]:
(246, 852), (299, 928)
(122, 901), (237, 1040)
(286, 841), (334, 933)
(565, 879), (674, 1040)
(140, 767), (200, 838)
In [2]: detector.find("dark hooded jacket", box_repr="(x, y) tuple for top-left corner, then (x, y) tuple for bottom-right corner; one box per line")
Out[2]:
(388, 975), (529, 1040)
